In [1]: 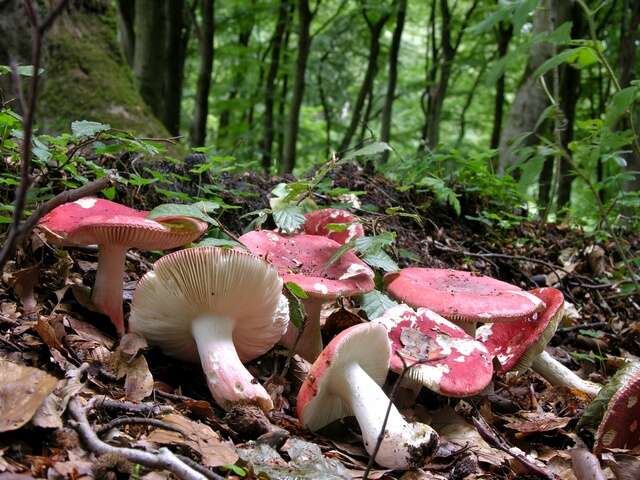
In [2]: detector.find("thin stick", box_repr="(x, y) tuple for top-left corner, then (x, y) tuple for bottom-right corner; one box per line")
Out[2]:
(89, 395), (173, 416)
(97, 416), (184, 435)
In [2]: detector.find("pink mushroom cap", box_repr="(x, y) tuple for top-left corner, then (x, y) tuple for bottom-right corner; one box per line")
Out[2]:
(476, 288), (564, 373)
(303, 208), (364, 245)
(594, 370), (640, 453)
(239, 230), (374, 299)
(384, 268), (545, 324)
(373, 304), (494, 397)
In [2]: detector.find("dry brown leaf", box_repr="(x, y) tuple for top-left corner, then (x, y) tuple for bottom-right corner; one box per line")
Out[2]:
(31, 364), (87, 429)
(12, 266), (40, 314)
(0, 359), (58, 432)
(504, 410), (571, 433)
(124, 355), (153, 402)
(146, 413), (238, 467)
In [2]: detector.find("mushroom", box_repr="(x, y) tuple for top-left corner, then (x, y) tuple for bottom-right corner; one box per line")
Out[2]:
(384, 268), (545, 335)
(373, 304), (493, 398)
(477, 288), (602, 397)
(297, 322), (439, 469)
(594, 369), (640, 453)
(239, 230), (374, 361)
(129, 247), (287, 412)
(303, 208), (364, 245)
(38, 197), (207, 334)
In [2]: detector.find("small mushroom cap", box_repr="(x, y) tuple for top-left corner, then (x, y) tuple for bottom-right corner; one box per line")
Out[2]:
(129, 247), (286, 363)
(476, 288), (564, 373)
(373, 304), (493, 397)
(297, 322), (390, 431)
(239, 231), (374, 299)
(594, 371), (640, 453)
(384, 268), (545, 323)
(38, 197), (207, 249)
(303, 208), (364, 245)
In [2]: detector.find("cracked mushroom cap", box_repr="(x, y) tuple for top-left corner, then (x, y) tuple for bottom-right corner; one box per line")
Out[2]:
(476, 288), (564, 373)
(373, 304), (493, 397)
(594, 370), (640, 453)
(239, 231), (374, 299)
(303, 208), (364, 245)
(129, 247), (287, 363)
(38, 197), (207, 249)
(296, 322), (390, 430)
(384, 268), (545, 324)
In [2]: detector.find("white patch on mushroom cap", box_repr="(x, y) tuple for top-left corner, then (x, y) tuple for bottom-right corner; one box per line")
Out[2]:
(411, 363), (450, 391)
(477, 312), (493, 319)
(339, 263), (373, 280)
(498, 353), (513, 365)
(628, 395), (638, 409)
(453, 356), (467, 363)
(346, 224), (360, 241)
(475, 324), (493, 342)
(420, 308), (453, 326)
(266, 232), (280, 242)
(74, 197), (98, 209)
(508, 289), (544, 306)
(313, 282), (329, 294)
(434, 334), (484, 357)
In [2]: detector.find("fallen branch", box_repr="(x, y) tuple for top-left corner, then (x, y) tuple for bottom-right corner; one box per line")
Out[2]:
(68, 397), (210, 480)
(89, 395), (173, 416)
(97, 416), (184, 435)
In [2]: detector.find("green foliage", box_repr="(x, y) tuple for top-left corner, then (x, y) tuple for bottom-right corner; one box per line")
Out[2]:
(359, 290), (398, 320)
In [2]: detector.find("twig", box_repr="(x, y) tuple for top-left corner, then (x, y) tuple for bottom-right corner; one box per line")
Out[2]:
(68, 397), (208, 480)
(471, 414), (558, 479)
(88, 395), (173, 416)
(558, 321), (608, 333)
(0, 0), (70, 271)
(97, 416), (184, 435)
(175, 454), (225, 480)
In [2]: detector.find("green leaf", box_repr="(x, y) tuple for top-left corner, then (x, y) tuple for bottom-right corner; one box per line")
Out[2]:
(362, 250), (399, 273)
(513, 0), (539, 32)
(284, 284), (306, 329)
(604, 86), (638, 130)
(273, 205), (306, 234)
(285, 281), (309, 299)
(532, 48), (584, 80)
(342, 142), (391, 161)
(102, 186), (116, 200)
(221, 464), (246, 477)
(71, 120), (111, 138)
(359, 290), (398, 320)
(196, 237), (243, 249)
(148, 203), (216, 225)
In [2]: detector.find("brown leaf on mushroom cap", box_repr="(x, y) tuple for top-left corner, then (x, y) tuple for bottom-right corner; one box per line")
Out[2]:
(0, 359), (58, 432)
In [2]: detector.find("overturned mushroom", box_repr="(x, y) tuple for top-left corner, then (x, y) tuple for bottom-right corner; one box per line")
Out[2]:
(297, 322), (438, 469)
(38, 198), (207, 334)
(373, 304), (493, 398)
(239, 230), (374, 361)
(384, 268), (545, 335)
(477, 288), (601, 397)
(129, 247), (287, 412)
(303, 208), (364, 245)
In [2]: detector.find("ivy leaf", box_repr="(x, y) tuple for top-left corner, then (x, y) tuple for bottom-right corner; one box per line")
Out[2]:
(362, 250), (399, 273)
(342, 142), (391, 161)
(273, 205), (305, 233)
(148, 203), (217, 225)
(284, 283), (307, 329)
(359, 291), (398, 320)
(71, 120), (111, 138)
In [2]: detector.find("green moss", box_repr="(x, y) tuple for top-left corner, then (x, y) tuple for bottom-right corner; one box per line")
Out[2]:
(39, 4), (168, 137)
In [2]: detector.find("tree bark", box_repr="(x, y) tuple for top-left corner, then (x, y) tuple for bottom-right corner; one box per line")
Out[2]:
(133, 0), (167, 121)
(490, 22), (513, 152)
(380, 0), (407, 162)
(163, 0), (188, 136)
(280, 0), (313, 174)
(189, 0), (215, 147)
(116, 0), (135, 67)
(261, 0), (290, 173)
(276, 16), (293, 165)
(338, 6), (391, 153)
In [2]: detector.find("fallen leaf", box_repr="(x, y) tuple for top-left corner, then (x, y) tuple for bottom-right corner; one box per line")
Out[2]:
(124, 355), (153, 402)
(504, 411), (571, 433)
(31, 364), (87, 429)
(12, 266), (40, 314)
(0, 359), (58, 432)
(146, 413), (238, 467)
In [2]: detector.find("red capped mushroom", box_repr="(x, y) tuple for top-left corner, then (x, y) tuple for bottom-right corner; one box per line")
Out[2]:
(38, 198), (207, 335)
(303, 208), (364, 245)
(384, 268), (545, 335)
(477, 288), (601, 397)
(239, 230), (374, 361)
(373, 304), (493, 398)
(297, 322), (438, 469)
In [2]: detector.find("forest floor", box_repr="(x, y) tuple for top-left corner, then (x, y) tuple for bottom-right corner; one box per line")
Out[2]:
(1, 163), (639, 480)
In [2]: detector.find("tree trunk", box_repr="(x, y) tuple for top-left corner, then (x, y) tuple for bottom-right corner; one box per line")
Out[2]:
(490, 22), (513, 152)
(133, 0), (167, 121)
(163, 0), (187, 136)
(380, 0), (407, 163)
(190, 0), (215, 147)
(261, 0), (290, 173)
(338, 7), (391, 153)
(116, 0), (135, 67)
(276, 20), (293, 165)
(280, 0), (312, 174)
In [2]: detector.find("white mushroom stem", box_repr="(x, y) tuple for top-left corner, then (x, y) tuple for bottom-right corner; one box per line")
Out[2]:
(531, 350), (601, 397)
(280, 298), (323, 362)
(92, 244), (128, 335)
(332, 362), (438, 469)
(192, 316), (274, 412)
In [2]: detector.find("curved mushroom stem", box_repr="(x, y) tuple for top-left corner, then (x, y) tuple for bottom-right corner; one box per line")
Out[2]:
(333, 362), (438, 469)
(279, 298), (323, 362)
(531, 350), (601, 397)
(395, 376), (423, 409)
(192, 316), (274, 412)
(91, 244), (128, 335)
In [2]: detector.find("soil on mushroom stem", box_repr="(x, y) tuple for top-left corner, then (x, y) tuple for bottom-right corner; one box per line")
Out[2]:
(1, 164), (639, 479)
